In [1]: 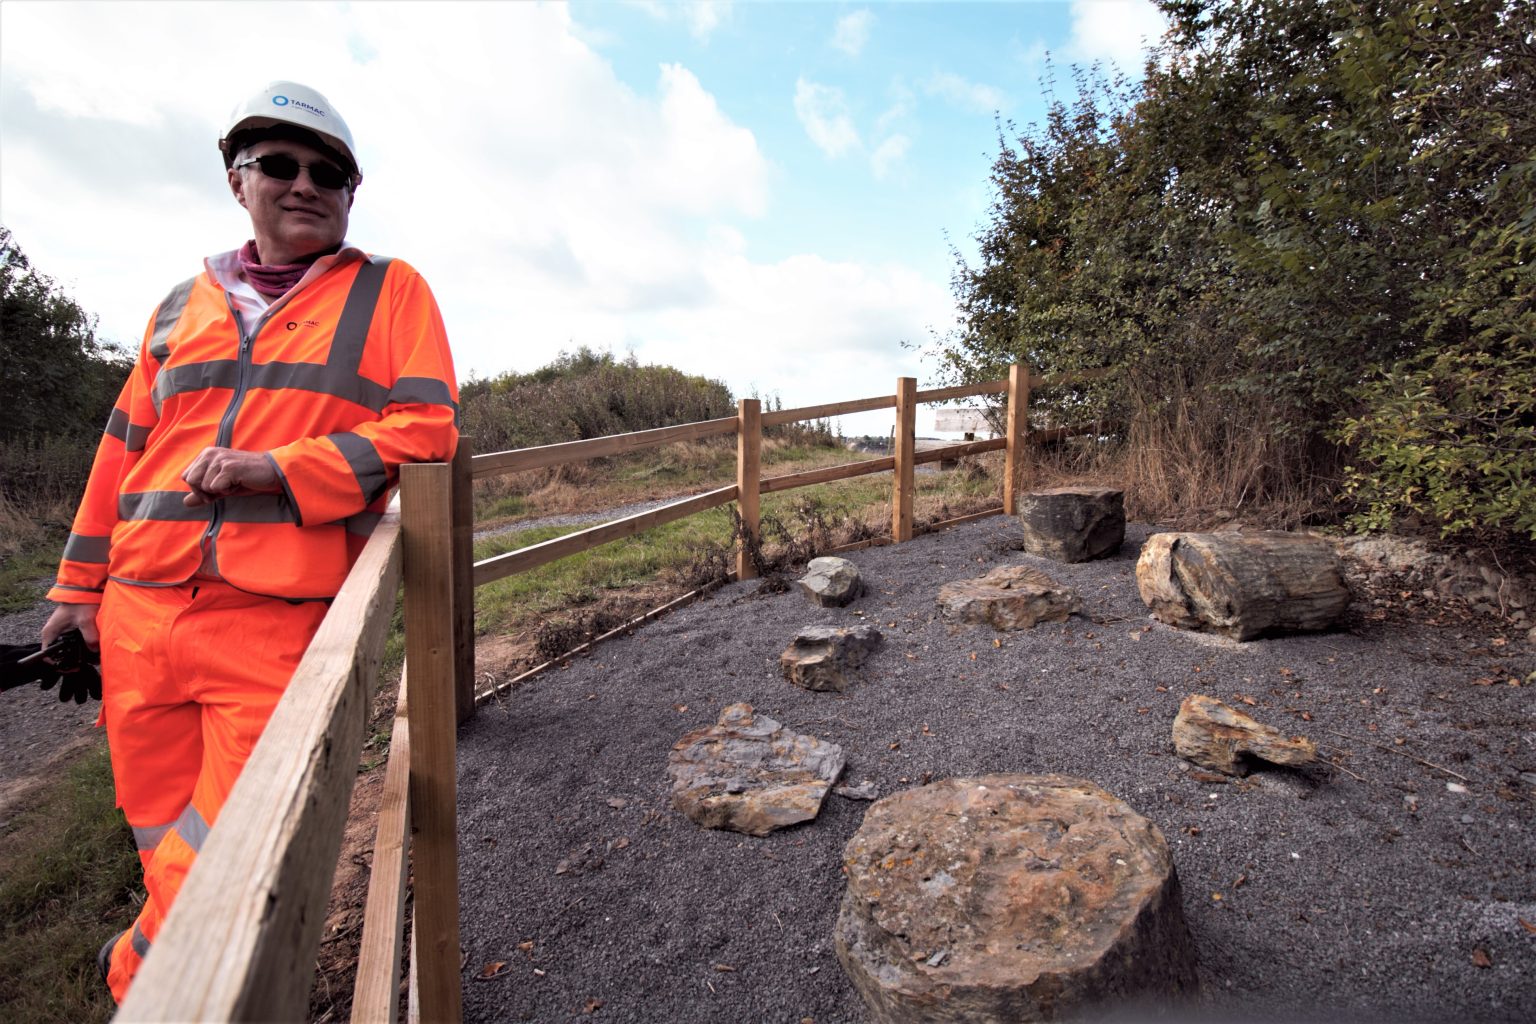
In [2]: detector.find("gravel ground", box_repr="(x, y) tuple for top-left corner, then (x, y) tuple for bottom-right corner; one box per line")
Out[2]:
(456, 519), (1536, 1024)
(0, 585), (101, 825)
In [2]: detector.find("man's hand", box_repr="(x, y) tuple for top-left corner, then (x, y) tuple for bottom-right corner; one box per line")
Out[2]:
(43, 602), (99, 650)
(182, 447), (280, 507)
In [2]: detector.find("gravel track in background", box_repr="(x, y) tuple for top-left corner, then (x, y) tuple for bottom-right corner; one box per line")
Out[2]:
(456, 520), (1535, 1023)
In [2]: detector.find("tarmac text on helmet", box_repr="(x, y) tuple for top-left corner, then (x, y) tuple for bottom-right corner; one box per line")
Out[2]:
(219, 81), (362, 190)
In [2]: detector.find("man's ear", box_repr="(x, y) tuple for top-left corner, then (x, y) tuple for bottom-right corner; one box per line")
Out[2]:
(228, 166), (248, 208)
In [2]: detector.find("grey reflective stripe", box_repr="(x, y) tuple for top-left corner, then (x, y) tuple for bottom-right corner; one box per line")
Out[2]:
(172, 803), (212, 853)
(131, 924), (151, 958)
(219, 494), (298, 523)
(387, 376), (458, 412)
(152, 359), (241, 411)
(246, 361), (390, 410)
(63, 533), (111, 563)
(148, 277), (197, 366)
(50, 583), (105, 594)
(328, 432), (388, 502)
(328, 257), (393, 373)
(105, 408), (129, 442)
(131, 821), (175, 852)
(118, 492), (211, 522)
(343, 511), (382, 537)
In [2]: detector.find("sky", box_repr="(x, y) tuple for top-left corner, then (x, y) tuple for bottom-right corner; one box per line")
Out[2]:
(0, 0), (1167, 438)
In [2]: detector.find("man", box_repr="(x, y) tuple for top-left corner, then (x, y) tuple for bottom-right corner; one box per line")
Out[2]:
(40, 81), (459, 1002)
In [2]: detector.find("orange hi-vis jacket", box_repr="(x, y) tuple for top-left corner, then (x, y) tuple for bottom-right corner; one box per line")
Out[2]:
(48, 252), (458, 603)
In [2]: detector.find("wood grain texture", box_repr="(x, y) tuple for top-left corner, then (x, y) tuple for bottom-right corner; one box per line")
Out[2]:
(351, 671), (412, 1023)
(912, 437), (1007, 465)
(117, 506), (404, 1023)
(473, 485), (739, 587)
(736, 399), (761, 581)
(471, 417), (738, 478)
(452, 439), (476, 723)
(1003, 364), (1031, 515)
(401, 464), (463, 1023)
(760, 394), (896, 427)
(892, 378), (916, 543)
(759, 456), (896, 494)
(913, 379), (1008, 404)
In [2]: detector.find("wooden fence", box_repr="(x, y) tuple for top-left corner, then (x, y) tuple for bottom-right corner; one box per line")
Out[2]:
(115, 363), (1104, 1022)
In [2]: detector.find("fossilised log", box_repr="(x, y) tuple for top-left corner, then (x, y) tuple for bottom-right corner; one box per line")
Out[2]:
(668, 704), (845, 836)
(1016, 487), (1126, 563)
(835, 774), (1199, 1024)
(780, 624), (883, 692)
(1172, 694), (1317, 776)
(936, 565), (1082, 631)
(1136, 531), (1349, 641)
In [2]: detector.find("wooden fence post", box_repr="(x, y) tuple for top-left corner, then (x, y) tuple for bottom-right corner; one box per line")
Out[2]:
(892, 377), (916, 542)
(451, 438), (475, 724)
(1003, 363), (1031, 515)
(736, 398), (761, 580)
(400, 463), (463, 1024)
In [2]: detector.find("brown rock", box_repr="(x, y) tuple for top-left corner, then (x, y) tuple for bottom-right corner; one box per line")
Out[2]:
(668, 704), (844, 836)
(1136, 531), (1349, 640)
(1017, 487), (1126, 563)
(1172, 694), (1317, 776)
(937, 565), (1082, 630)
(836, 774), (1198, 1023)
(780, 625), (883, 692)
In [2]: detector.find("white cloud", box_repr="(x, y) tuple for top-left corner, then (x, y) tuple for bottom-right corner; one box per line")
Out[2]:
(793, 78), (860, 159)
(0, 1), (951, 418)
(629, 0), (730, 42)
(832, 10), (874, 57)
(870, 134), (910, 180)
(1065, 0), (1167, 69)
(923, 71), (1006, 114)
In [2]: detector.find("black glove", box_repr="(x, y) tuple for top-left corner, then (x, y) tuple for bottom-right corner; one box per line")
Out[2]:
(38, 630), (102, 704)
(0, 642), (51, 691)
(0, 630), (101, 703)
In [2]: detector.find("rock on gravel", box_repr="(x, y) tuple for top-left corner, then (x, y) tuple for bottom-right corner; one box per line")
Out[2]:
(455, 520), (1536, 1024)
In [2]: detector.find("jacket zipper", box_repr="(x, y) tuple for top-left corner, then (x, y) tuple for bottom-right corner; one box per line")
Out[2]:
(198, 294), (291, 568)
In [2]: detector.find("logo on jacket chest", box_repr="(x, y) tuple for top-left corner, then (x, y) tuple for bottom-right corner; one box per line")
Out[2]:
(286, 319), (323, 331)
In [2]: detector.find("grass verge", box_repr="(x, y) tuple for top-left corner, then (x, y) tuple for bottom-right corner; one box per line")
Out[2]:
(0, 742), (138, 1024)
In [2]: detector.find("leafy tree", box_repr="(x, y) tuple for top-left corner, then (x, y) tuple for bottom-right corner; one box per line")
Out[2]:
(940, 0), (1534, 538)
(0, 226), (131, 444)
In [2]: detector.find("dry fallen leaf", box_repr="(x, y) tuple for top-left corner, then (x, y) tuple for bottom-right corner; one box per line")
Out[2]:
(1236, 694), (1257, 706)
(993, 638), (1002, 648)
(1301, 711), (1313, 722)
(714, 964), (737, 973)
(1233, 873), (1247, 889)
(1471, 677), (1496, 686)
(1518, 917), (1536, 934)
(673, 703), (689, 712)
(1137, 707), (1151, 715)
(606, 797), (628, 809)
(583, 997), (605, 1013)
(1472, 948), (1493, 969)
(1211, 892), (1224, 902)
(1155, 685), (1169, 693)
(968, 651), (978, 661)
(478, 961), (510, 980)
(889, 741), (901, 750)
(517, 940), (535, 952)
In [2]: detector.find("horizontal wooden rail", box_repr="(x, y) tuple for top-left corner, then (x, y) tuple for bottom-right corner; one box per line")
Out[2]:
(472, 417), (738, 479)
(352, 670), (413, 1023)
(761, 394), (896, 427)
(913, 437), (1008, 465)
(474, 484), (739, 587)
(914, 379), (1008, 404)
(119, 506), (405, 1022)
(760, 456), (895, 495)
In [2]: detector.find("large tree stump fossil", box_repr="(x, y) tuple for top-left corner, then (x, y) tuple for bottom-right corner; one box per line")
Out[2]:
(1136, 531), (1349, 640)
(835, 774), (1199, 1023)
(1016, 487), (1126, 563)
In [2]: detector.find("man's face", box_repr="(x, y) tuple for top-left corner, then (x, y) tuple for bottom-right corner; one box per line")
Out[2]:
(228, 137), (353, 264)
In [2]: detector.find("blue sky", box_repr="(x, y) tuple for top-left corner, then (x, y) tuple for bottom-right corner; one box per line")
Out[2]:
(0, 1), (1166, 436)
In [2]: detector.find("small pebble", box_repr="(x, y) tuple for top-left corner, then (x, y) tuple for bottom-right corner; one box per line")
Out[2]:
(1459, 814), (1475, 824)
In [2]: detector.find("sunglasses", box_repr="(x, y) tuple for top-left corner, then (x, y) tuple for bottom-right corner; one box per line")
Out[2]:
(235, 153), (351, 191)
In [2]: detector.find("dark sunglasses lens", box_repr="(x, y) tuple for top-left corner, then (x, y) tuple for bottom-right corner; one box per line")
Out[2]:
(256, 154), (301, 181)
(256, 154), (347, 190)
(307, 162), (348, 190)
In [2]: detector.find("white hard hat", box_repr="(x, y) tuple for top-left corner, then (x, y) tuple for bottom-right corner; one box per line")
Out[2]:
(220, 81), (362, 186)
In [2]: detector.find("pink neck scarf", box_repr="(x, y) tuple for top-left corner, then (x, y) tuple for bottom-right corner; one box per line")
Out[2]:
(237, 240), (335, 298)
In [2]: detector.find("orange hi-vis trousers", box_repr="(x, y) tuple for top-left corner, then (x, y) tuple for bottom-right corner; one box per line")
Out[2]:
(97, 578), (327, 1002)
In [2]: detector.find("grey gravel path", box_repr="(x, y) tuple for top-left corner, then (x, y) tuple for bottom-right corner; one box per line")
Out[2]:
(0, 582), (102, 825)
(455, 520), (1536, 1023)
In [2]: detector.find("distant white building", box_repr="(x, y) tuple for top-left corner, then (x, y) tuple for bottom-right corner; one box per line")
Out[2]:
(933, 408), (995, 437)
